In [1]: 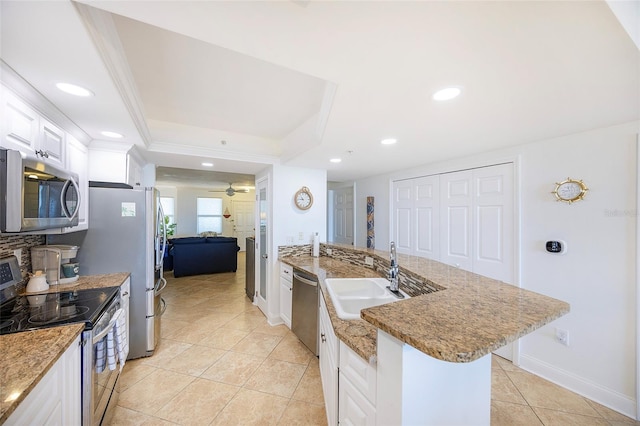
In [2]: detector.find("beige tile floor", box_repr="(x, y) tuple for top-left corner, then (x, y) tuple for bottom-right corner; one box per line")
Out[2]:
(109, 253), (639, 425)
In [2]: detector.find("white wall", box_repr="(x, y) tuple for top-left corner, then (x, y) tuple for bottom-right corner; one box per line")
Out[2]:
(156, 185), (255, 238)
(257, 163), (327, 323)
(354, 173), (392, 250)
(353, 121), (639, 418)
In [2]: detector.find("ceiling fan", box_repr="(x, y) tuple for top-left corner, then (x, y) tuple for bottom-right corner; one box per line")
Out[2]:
(209, 183), (249, 197)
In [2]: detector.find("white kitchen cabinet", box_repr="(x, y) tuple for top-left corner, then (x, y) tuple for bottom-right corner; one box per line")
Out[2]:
(88, 142), (145, 187)
(5, 334), (81, 426)
(1, 89), (39, 154)
(339, 369), (376, 426)
(38, 118), (66, 169)
(1, 87), (66, 169)
(65, 135), (89, 231)
(279, 263), (292, 328)
(339, 340), (377, 426)
(319, 294), (339, 426)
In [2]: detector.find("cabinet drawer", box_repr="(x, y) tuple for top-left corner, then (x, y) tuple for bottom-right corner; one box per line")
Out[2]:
(280, 263), (293, 281)
(339, 340), (377, 405)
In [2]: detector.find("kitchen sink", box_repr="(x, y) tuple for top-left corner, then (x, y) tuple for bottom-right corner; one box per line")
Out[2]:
(324, 277), (410, 320)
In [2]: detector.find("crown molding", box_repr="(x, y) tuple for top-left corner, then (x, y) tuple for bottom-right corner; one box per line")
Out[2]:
(73, 1), (152, 147)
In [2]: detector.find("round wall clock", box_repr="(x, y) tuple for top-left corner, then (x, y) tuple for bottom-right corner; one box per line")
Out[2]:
(294, 186), (313, 210)
(552, 178), (588, 204)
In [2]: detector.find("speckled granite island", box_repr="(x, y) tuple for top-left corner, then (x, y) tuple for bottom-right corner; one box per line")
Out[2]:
(0, 273), (129, 423)
(280, 244), (569, 425)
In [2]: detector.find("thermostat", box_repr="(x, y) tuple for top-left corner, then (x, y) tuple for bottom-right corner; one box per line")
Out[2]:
(546, 240), (567, 254)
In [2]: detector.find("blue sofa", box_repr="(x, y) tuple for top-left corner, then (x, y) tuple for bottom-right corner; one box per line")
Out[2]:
(168, 236), (240, 277)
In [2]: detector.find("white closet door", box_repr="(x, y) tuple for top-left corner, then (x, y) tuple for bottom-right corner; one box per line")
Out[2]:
(473, 164), (514, 282)
(414, 176), (439, 259)
(333, 187), (354, 245)
(440, 170), (474, 271)
(393, 180), (413, 254)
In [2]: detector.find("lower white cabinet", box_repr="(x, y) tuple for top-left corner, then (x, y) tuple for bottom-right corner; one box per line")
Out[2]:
(279, 263), (293, 328)
(5, 334), (81, 426)
(339, 341), (377, 425)
(319, 294), (339, 426)
(319, 294), (378, 426)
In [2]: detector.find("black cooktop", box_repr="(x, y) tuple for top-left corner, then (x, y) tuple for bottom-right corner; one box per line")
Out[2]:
(0, 286), (119, 335)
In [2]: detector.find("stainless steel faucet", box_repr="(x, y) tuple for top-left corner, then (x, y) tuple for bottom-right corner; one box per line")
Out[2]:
(388, 241), (400, 292)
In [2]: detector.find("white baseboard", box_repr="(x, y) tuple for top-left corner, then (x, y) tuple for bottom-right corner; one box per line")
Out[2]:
(519, 354), (637, 420)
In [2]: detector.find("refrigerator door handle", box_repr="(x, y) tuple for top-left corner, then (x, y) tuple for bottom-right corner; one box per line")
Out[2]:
(155, 198), (167, 271)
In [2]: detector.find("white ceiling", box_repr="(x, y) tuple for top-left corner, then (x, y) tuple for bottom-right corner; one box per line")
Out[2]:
(1, 1), (638, 185)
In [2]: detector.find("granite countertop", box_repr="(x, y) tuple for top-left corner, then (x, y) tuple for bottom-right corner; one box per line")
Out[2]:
(20, 272), (130, 295)
(280, 250), (569, 363)
(1, 273), (130, 423)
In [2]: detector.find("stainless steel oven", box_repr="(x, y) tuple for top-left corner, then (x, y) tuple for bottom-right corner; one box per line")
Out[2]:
(81, 291), (122, 426)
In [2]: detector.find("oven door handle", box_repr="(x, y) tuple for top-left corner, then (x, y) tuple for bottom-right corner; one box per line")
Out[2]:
(92, 319), (116, 345)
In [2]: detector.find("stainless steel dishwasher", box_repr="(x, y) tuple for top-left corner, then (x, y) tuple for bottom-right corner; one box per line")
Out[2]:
(291, 270), (319, 356)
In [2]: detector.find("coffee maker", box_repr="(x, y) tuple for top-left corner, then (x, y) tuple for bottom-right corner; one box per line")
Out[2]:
(31, 245), (80, 287)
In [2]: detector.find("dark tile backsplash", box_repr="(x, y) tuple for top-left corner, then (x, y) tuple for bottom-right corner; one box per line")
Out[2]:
(0, 234), (45, 290)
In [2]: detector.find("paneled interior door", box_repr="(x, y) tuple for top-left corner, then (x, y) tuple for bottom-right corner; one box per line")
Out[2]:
(332, 187), (354, 245)
(232, 200), (255, 252)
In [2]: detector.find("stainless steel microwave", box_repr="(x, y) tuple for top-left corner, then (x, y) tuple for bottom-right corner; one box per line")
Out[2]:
(0, 148), (81, 233)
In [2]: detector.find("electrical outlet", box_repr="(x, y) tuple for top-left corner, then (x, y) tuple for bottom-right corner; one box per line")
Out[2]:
(555, 328), (569, 346)
(365, 256), (374, 266)
(13, 249), (22, 265)
(286, 236), (294, 244)
(298, 232), (304, 241)
(326, 249), (333, 256)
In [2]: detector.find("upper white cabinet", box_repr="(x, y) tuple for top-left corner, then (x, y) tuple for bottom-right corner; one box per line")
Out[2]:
(1, 90), (39, 153)
(1, 88), (66, 169)
(89, 142), (145, 188)
(38, 118), (66, 169)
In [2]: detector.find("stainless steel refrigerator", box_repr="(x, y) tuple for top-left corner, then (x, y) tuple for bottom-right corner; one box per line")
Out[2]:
(49, 183), (166, 359)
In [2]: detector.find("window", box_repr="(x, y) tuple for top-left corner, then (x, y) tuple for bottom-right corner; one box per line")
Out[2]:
(160, 197), (175, 224)
(197, 197), (223, 234)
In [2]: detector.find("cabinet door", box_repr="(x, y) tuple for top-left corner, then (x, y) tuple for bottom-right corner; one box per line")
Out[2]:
(319, 295), (338, 426)
(339, 372), (376, 426)
(279, 279), (292, 328)
(1, 90), (39, 155)
(127, 153), (143, 187)
(5, 334), (81, 426)
(65, 135), (89, 231)
(39, 118), (66, 169)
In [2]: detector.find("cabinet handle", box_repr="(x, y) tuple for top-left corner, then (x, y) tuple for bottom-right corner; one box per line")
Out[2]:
(321, 333), (326, 343)
(35, 149), (49, 158)
(122, 291), (129, 296)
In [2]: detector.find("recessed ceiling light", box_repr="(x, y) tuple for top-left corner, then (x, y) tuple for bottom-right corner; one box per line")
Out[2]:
(100, 131), (123, 139)
(201, 162), (214, 167)
(432, 87), (462, 101)
(330, 158), (342, 163)
(381, 138), (397, 145)
(56, 82), (94, 97)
